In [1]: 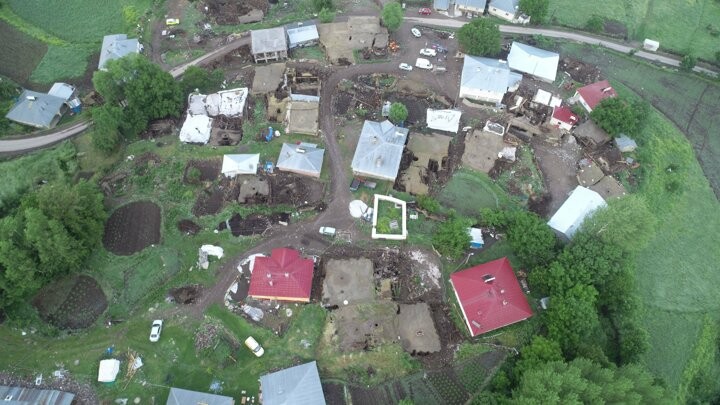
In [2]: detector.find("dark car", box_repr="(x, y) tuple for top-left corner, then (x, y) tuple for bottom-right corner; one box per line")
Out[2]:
(350, 178), (362, 191)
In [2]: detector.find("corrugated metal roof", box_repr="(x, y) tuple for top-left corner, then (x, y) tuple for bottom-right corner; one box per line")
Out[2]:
(166, 387), (234, 405)
(260, 361), (326, 405)
(455, 0), (488, 10)
(490, 0), (518, 14)
(547, 186), (606, 239)
(251, 27), (288, 55)
(277, 143), (324, 177)
(433, 0), (450, 10)
(287, 25), (319, 48)
(5, 90), (66, 129)
(0, 385), (75, 405)
(461, 56), (522, 95)
(98, 34), (140, 70)
(351, 120), (408, 181)
(507, 42), (559, 82)
(47, 83), (75, 101)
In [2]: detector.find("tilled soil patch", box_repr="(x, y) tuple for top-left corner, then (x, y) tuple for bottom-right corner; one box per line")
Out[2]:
(322, 382), (347, 405)
(177, 219), (202, 235)
(184, 158), (221, 183)
(217, 212), (290, 236)
(269, 173), (325, 206)
(103, 201), (161, 255)
(33, 275), (107, 330)
(192, 188), (225, 216)
(169, 284), (203, 304)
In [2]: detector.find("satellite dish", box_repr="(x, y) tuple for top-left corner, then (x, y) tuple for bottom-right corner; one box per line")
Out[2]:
(348, 200), (369, 218)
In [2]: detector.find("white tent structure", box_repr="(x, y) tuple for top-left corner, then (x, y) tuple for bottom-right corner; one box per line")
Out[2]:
(221, 154), (260, 177)
(98, 359), (121, 383)
(426, 109), (462, 133)
(547, 186), (606, 240)
(179, 115), (213, 144)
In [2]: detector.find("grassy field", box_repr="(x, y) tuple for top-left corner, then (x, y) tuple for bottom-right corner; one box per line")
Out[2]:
(548, 0), (720, 61)
(0, 20), (47, 84)
(438, 169), (517, 218)
(30, 45), (93, 84)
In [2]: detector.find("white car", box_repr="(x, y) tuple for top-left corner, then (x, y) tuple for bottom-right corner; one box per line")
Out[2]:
(149, 320), (163, 342)
(399, 63), (413, 71)
(411, 28), (422, 38)
(244, 336), (265, 357)
(319, 226), (336, 237)
(415, 58), (434, 70)
(419, 48), (437, 57)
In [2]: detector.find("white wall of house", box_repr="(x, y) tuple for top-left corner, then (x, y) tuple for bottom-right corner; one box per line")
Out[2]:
(456, 4), (484, 13)
(550, 117), (573, 131)
(488, 6), (515, 22)
(459, 87), (504, 104)
(574, 92), (593, 113)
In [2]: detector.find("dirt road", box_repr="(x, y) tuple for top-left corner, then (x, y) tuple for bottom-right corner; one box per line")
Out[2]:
(0, 121), (91, 155)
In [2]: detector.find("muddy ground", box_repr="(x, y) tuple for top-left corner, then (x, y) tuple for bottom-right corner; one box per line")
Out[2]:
(102, 201), (162, 255)
(217, 212), (291, 236)
(184, 158), (222, 183)
(33, 275), (107, 330)
(169, 284), (203, 304)
(177, 219), (202, 235)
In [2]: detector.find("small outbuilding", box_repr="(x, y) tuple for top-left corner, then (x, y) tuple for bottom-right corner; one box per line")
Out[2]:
(166, 388), (234, 405)
(468, 227), (484, 249)
(351, 120), (409, 181)
(450, 257), (533, 336)
(574, 80), (617, 113)
(488, 0), (520, 23)
(550, 106), (579, 131)
(248, 248), (314, 302)
(287, 24), (319, 49)
(547, 186), (606, 240)
(221, 154), (260, 177)
(0, 386), (75, 405)
(260, 361), (326, 405)
(5, 90), (67, 129)
(643, 39), (660, 52)
(277, 142), (325, 178)
(459, 56), (522, 104)
(507, 42), (559, 83)
(251, 27), (288, 63)
(98, 34), (142, 70)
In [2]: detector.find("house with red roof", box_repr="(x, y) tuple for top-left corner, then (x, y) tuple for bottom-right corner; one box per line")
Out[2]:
(550, 106), (579, 131)
(574, 80), (617, 113)
(248, 248), (315, 302)
(449, 257), (533, 336)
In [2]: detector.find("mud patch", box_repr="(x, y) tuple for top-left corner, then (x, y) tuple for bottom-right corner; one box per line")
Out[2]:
(603, 19), (627, 38)
(33, 275), (107, 329)
(192, 187), (225, 216)
(217, 212), (290, 236)
(177, 219), (202, 235)
(103, 201), (161, 255)
(269, 172), (325, 206)
(184, 159), (221, 184)
(169, 284), (203, 304)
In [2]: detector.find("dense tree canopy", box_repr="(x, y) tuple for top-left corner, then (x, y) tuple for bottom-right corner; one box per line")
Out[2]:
(388, 102), (408, 124)
(581, 195), (656, 253)
(93, 54), (183, 138)
(0, 180), (106, 309)
(91, 105), (123, 153)
(381, 2), (404, 32)
(432, 211), (472, 259)
(480, 209), (558, 268)
(515, 336), (563, 377)
(590, 97), (648, 136)
(513, 358), (672, 404)
(519, 0), (550, 24)
(179, 66), (225, 96)
(457, 19), (501, 56)
(543, 284), (601, 356)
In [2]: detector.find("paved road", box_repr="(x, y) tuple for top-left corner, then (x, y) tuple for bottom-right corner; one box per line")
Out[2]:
(408, 17), (718, 77)
(0, 121), (91, 154)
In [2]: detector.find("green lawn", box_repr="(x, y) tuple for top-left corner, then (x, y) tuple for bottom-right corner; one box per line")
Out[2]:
(30, 45), (93, 84)
(548, 0), (720, 61)
(438, 169), (517, 217)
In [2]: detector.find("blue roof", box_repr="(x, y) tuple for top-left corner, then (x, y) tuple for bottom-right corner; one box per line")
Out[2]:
(5, 90), (66, 129)
(260, 361), (326, 405)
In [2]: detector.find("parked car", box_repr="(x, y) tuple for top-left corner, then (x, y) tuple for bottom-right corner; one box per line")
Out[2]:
(411, 28), (422, 38)
(419, 48), (437, 57)
(350, 177), (362, 191)
(244, 336), (265, 357)
(399, 63), (413, 71)
(149, 320), (163, 342)
(431, 44), (448, 53)
(319, 226), (337, 237)
(165, 18), (180, 26)
(415, 58), (434, 70)
(418, 7), (432, 15)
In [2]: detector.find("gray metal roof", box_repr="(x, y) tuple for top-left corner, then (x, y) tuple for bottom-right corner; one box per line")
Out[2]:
(461, 56), (522, 94)
(287, 25), (319, 48)
(5, 90), (66, 129)
(434, 0), (450, 10)
(351, 120), (409, 181)
(548, 186), (606, 239)
(47, 83), (75, 101)
(0, 385), (75, 405)
(251, 27), (288, 55)
(99, 34), (140, 70)
(455, 0), (487, 10)
(490, 0), (519, 14)
(277, 142), (325, 177)
(507, 42), (559, 82)
(260, 361), (326, 405)
(166, 387), (234, 405)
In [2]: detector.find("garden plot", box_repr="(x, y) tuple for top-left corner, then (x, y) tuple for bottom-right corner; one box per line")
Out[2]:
(217, 212), (290, 236)
(322, 258), (375, 306)
(102, 201), (161, 255)
(184, 159), (221, 183)
(32, 275), (107, 329)
(177, 219), (202, 235)
(0, 20), (47, 85)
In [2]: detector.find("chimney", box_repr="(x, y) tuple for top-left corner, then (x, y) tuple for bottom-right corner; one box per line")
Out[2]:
(482, 274), (495, 284)
(268, 280), (274, 286)
(296, 147), (306, 153)
(502, 300), (508, 306)
(471, 320), (481, 329)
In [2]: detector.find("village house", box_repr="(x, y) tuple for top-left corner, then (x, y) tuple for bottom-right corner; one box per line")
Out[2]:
(98, 34), (142, 70)
(251, 27), (288, 63)
(5, 90), (67, 129)
(276, 142), (325, 178)
(550, 106), (579, 131)
(351, 120), (408, 181)
(259, 361), (326, 405)
(287, 24), (319, 49)
(574, 80), (617, 112)
(248, 248), (315, 302)
(459, 56), (522, 104)
(547, 185), (606, 240)
(507, 42), (559, 83)
(166, 388), (234, 405)
(488, 0), (529, 23)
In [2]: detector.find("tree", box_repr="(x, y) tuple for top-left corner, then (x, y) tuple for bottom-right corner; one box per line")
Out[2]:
(680, 54), (697, 72)
(457, 19), (501, 56)
(519, 0), (549, 24)
(432, 212), (472, 259)
(417, 195), (440, 214)
(318, 7), (336, 23)
(590, 97), (645, 136)
(480, 209), (558, 268)
(388, 102), (408, 124)
(513, 358), (672, 404)
(180, 66), (225, 96)
(91, 104), (123, 153)
(580, 195), (656, 253)
(381, 2), (404, 32)
(92, 54), (182, 138)
(543, 284), (601, 356)
(585, 15), (604, 33)
(122, 5), (140, 31)
(397, 399), (415, 405)
(515, 336), (563, 377)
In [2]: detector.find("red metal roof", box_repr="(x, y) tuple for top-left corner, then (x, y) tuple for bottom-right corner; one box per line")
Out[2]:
(576, 80), (617, 110)
(552, 106), (579, 124)
(248, 248), (314, 302)
(450, 257), (533, 336)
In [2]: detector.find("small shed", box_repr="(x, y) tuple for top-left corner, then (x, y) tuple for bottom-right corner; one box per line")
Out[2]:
(0, 386), (75, 405)
(468, 227), (484, 249)
(98, 359), (121, 383)
(287, 24), (319, 49)
(643, 39), (659, 52)
(615, 134), (637, 152)
(221, 154), (260, 177)
(251, 27), (288, 63)
(550, 106), (579, 131)
(547, 186), (606, 240)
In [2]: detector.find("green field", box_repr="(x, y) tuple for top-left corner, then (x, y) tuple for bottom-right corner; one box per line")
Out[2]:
(30, 45), (93, 84)
(549, 0), (720, 61)
(0, 20), (47, 84)
(438, 169), (517, 217)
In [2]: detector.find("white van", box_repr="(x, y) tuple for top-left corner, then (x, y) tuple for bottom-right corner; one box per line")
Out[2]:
(244, 336), (265, 357)
(415, 58), (433, 70)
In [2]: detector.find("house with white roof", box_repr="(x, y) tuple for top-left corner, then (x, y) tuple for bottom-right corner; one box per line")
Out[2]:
(221, 154), (260, 177)
(277, 142), (325, 178)
(459, 56), (522, 104)
(507, 42), (559, 83)
(351, 120), (409, 181)
(488, 0), (524, 23)
(287, 25), (319, 49)
(98, 34), (142, 70)
(547, 186), (606, 240)
(251, 27), (288, 63)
